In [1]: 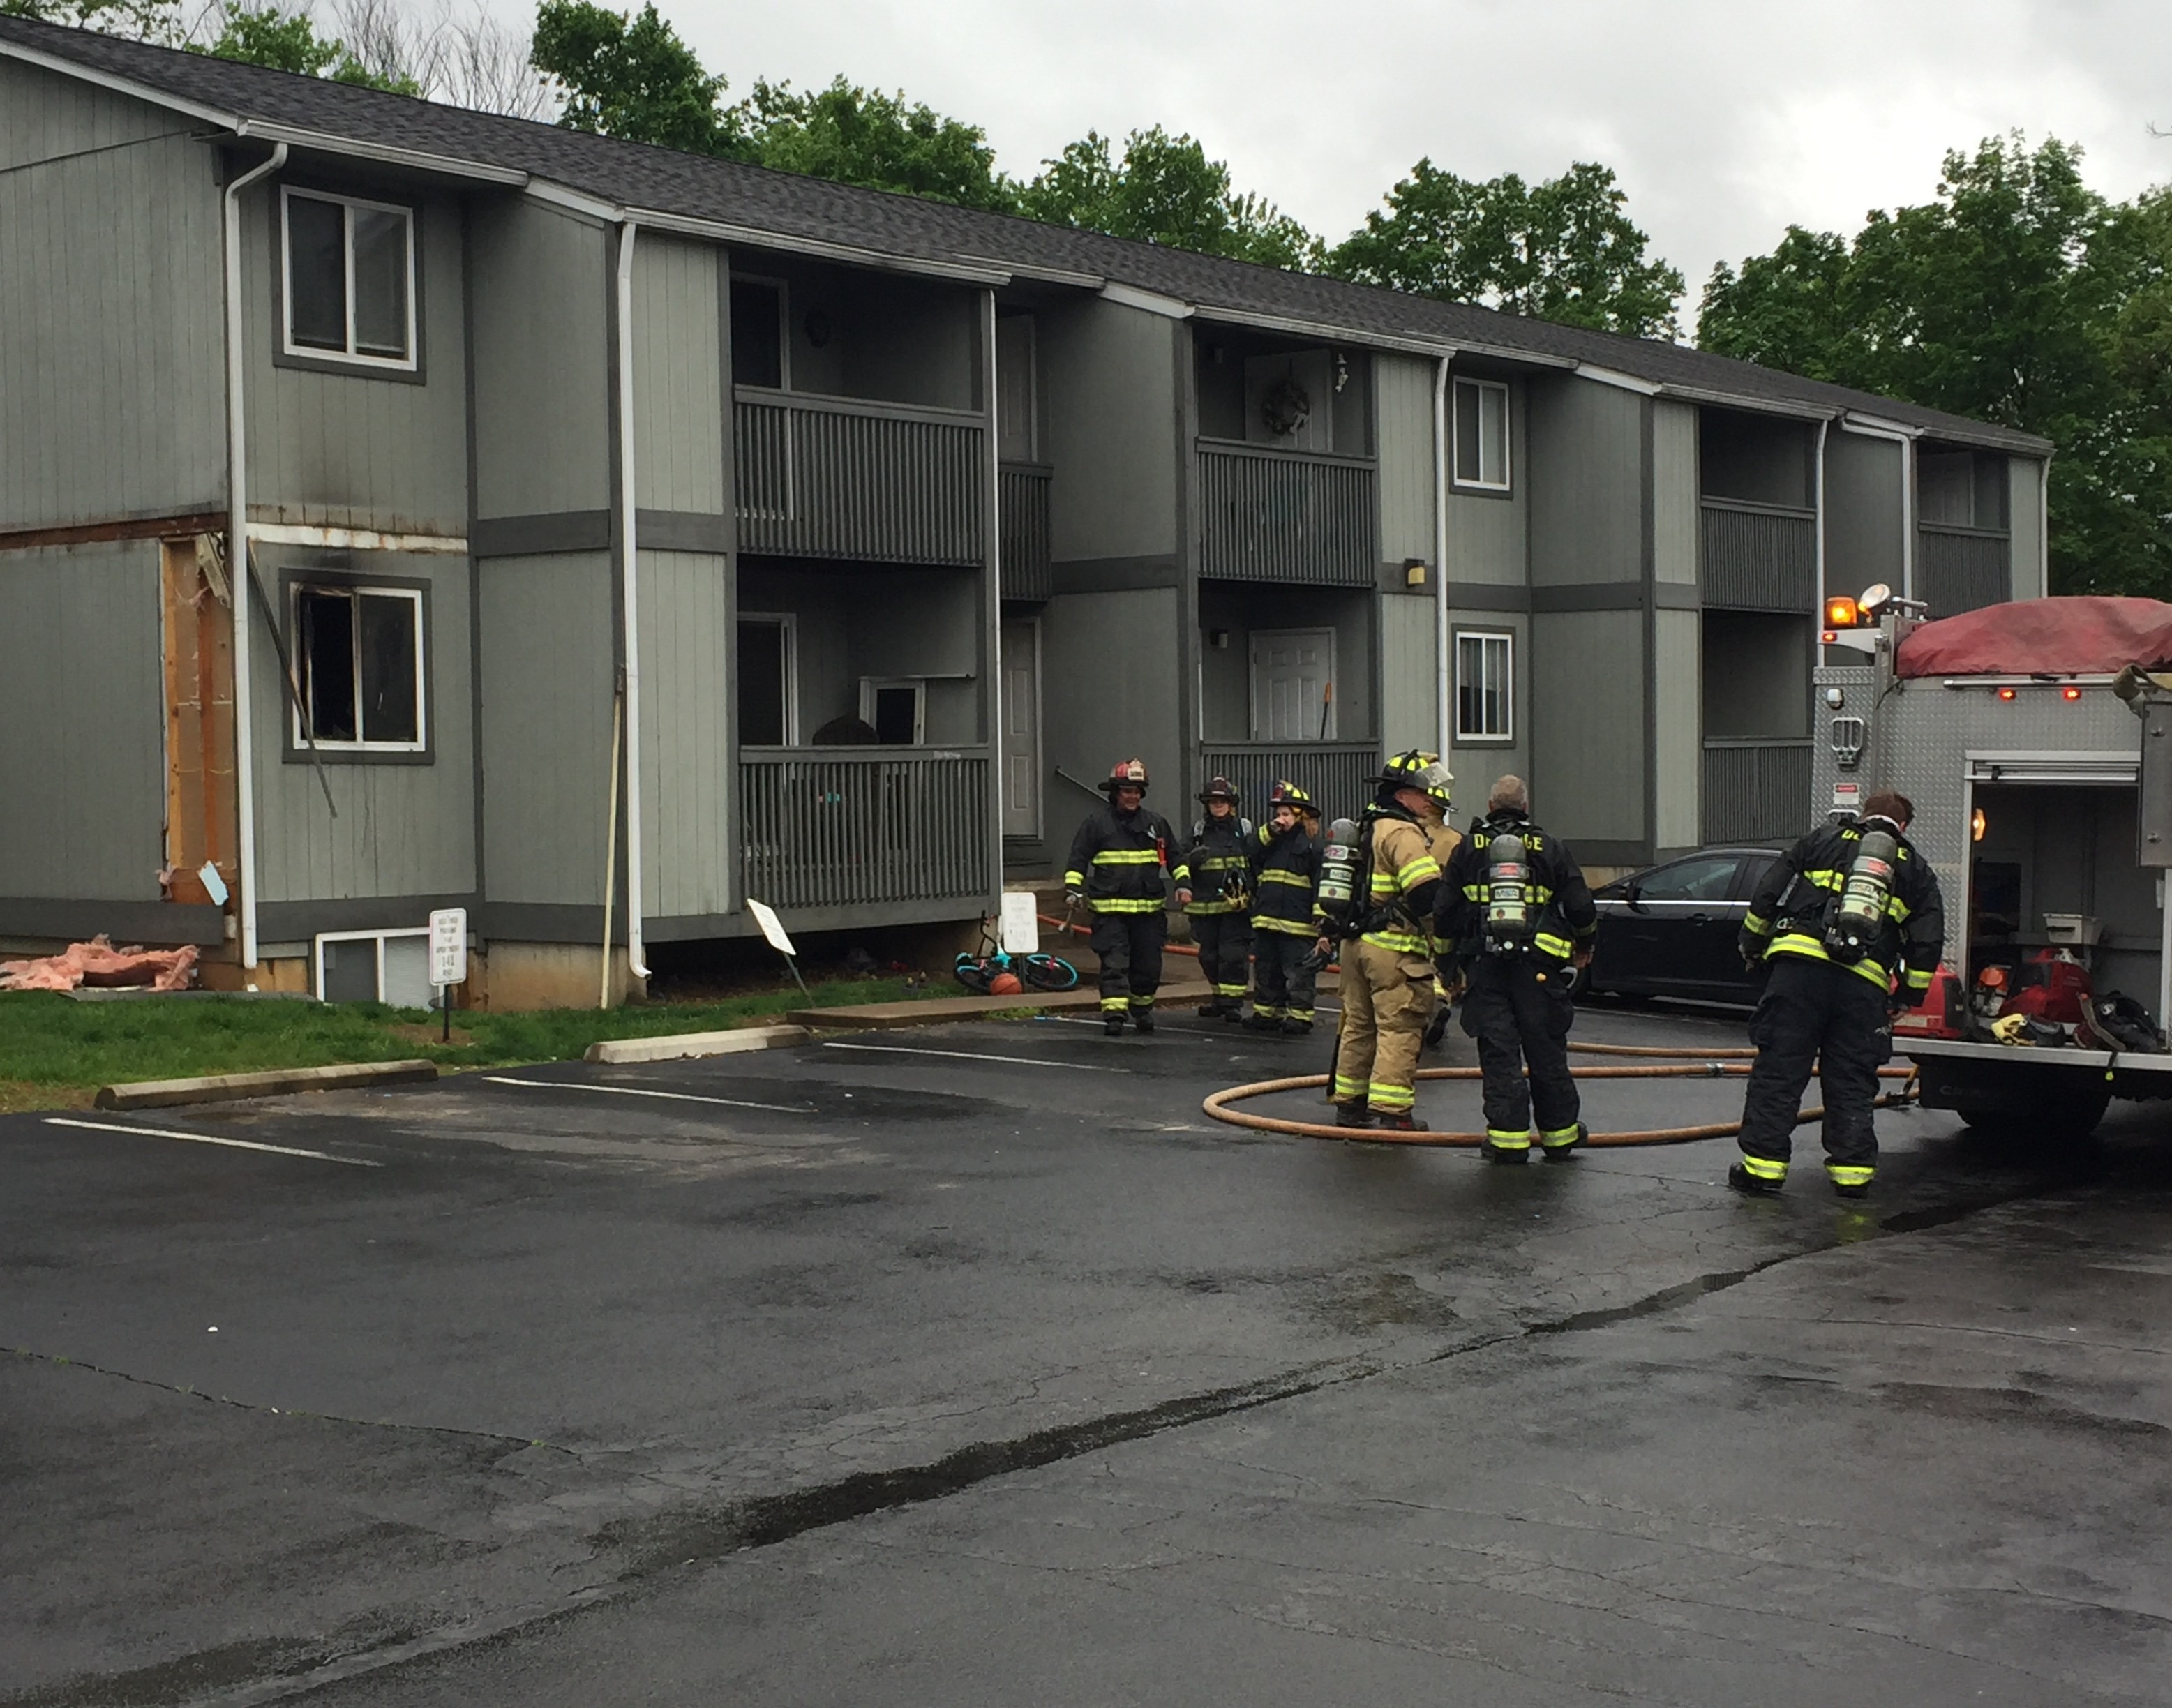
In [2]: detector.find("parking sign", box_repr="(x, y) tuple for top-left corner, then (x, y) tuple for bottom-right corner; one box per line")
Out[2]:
(428, 908), (468, 989)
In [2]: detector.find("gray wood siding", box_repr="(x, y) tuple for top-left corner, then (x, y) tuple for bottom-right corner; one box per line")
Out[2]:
(0, 541), (165, 899)
(1, 55), (189, 170)
(1040, 587), (1181, 801)
(1040, 301), (1176, 564)
(1652, 400), (1698, 585)
(250, 548), (475, 902)
(479, 552), (613, 906)
(1375, 354), (1437, 567)
(0, 77), (223, 530)
(1445, 375), (1527, 585)
(1530, 608), (1644, 845)
(1654, 608), (1700, 850)
(638, 549), (731, 917)
(633, 237), (726, 515)
(1824, 430), (1904, 599)
(1527, 376), (1642, 585)
(1378, 589), (1439, 752)
(471, 200), (611, 519)
(239, 184), (467, 534)
(2010, 456), (2046, 599)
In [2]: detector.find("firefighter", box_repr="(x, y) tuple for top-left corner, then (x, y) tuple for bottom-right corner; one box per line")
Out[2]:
(1324, 751), (1452, 1130)
(1245, 781), (1322, 1034)
(1732, 790), (1944, 1198)
(1415, 769), (1465, 1049)
(1440, 776), (1598, 1163)
(1172, 777), (1252, 1020)
(1065, 758), (1181, 1037)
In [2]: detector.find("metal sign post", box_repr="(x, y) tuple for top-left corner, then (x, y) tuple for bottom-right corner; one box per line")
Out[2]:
(745, 898), (810, 998)
(428, 908), (468, 1042)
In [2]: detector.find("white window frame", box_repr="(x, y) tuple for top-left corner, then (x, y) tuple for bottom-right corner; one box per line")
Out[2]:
(737, 611), (799, 747)
(730, 274), (791, 391)
(280, 186), (418, 371)
(1455, 629), (1515, 743)
(860, 676), (927, 746)
(1453, 376), (1511, 492)
(313, 927), (431, 1005)
(290, 581), (428, 754)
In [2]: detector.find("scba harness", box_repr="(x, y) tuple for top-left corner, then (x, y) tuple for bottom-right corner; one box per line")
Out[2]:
(1482, 831), (1536, 952)
(1822, 823), (1901, 966)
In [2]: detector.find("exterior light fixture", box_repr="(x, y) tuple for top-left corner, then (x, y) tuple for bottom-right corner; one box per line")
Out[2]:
(1972, 807), (1987, 841)
(1997, 686), (2018, 701)
(2062, 684), (2083, 701)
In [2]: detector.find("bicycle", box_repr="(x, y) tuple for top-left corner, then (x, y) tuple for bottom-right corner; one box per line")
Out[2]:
(954, 913), (1080, 994)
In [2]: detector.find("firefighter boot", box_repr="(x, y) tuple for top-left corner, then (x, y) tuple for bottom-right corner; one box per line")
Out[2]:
(1481, 1132), (1531, 1166)
(1540, 1121), (1587, 1162)
(1281, 1017), (1313, 1037)
(1334, 1102), (1374, 1130)
(1131, 1005), (1156, 1036)
(1102, 1010), (1127, 1037)
(1375, 1109), (1421, 1133)
(1728, 1160), (1786, 1196)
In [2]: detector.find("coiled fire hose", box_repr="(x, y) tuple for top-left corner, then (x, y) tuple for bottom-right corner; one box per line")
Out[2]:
(1203, 1041), (1919, 1148)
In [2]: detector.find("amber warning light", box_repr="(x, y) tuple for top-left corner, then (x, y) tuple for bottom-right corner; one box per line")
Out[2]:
(1825, 596), (1860, 629)
(2063, 685), (2083, 701)
(1997, 686), (2018, 701)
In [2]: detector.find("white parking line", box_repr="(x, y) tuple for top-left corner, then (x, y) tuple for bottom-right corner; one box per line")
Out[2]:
(822, 1042), (1126, 1072)
(45, 1117), (381, 1167)
(483, 1077), (809, 1114)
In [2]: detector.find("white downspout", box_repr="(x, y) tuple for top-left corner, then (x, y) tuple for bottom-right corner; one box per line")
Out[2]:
(1432, 355), (1452, 760)
(224, 140), (286, 972)
(615, 219), (650, 985)
(1901, 433), (1917, 605)
(982, 287), (1005, 920)
(1813, 414), (1829, 683)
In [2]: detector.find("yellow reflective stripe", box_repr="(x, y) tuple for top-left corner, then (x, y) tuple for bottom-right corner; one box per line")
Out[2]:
(1332, 1074), (1368, 1098)
(1529, 885), (1555, 904)
(1100, 997), (1128, 1012)
(1063, 869), (1084, 888)
(1186, 901), (1238, 915)
(1369, 1084), (1416, 1109)
(1393, 857), (1441, 886)
(1253, 917), (1315, 936)
(1093, 849), (1160, 864)
(1090, 898), (1162, 914)
(1743, 913), (1770, 934)
(1767, 934), (1892, 987)
(1462, 883), (1487, 901)
(1362, 931), (1430, 954)
(1886, 895), (1912, 920)
(1539, 1125), (1582, 1145)
(1535, 933), (1573, 959)
(1903, 967), (1933, 989)
(1259, 869), (1312, 886)
(1740, 1155), (1788, 1181)
(1826, 1164), (1875, 1185)
(1485, 1130), (1531, 1148)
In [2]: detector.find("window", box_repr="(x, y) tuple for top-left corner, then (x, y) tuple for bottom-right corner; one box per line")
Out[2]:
(293, 583), (425, 754)
(737, 615), (795, 745)
(315, 929), (433, 1006)
(860, 678), (926, 745)
(731, 278), (786, 389)
(1453, 377), (1510, 490)
(282, 188), (415, 368)
(1455, 631), (1513, 741)
(1631, 855), (1743, 904)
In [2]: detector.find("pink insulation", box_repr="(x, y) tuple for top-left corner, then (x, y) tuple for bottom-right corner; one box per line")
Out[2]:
(0, 937), (200, 993)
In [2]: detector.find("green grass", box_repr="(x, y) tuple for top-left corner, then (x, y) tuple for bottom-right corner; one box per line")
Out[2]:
(0, 977), (932, 1111)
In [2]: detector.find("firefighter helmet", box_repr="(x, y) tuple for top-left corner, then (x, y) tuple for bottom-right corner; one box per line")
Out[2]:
(1374, 749), (1454, 800)
(1267, 779), (1313, 809)
(1197, 774), (1238, 806)
(1100, 758), (1149, 795)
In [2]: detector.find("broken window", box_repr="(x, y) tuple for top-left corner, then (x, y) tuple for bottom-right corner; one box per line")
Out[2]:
(283, 187), (416, 368)
(294, 583), (426, 753)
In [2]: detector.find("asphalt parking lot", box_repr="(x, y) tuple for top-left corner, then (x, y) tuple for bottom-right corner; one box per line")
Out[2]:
(6, 1002), (2172, 1706)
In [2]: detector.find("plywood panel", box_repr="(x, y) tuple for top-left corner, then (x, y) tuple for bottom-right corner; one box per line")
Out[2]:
(1379, 590), (1439, 753)
(637, 549), (731, 917)
(633, 238), (726, 515)
(0, 541), (166, 899)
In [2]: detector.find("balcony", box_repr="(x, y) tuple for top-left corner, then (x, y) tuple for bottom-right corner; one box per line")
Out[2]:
(999, 462), (1052, 601)
(734, 389), (985, 566)
(1700, 500), (1818, 612)
(1917, 525), (2009, 618)
(1197, 442), (1377, 587)
(1200, 742), (1381, 821)
(739, 747), (991, 912)
(1702, 739), (1814, 845)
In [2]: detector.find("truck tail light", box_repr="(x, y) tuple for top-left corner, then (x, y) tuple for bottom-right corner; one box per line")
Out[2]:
(1997, 686), (2017, 701)
(2063, 684), (2083, 701)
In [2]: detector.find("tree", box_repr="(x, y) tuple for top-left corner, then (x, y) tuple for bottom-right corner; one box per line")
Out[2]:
(1698, 135), (2172, 595)
(0, 0), (182, 40)
(194, 5), (420, 93)
(1022, 127), (1319, 270)
(740, 77), (1014, 211)
(530, 0), (742, 156)
(1326, 159), (1685, 338)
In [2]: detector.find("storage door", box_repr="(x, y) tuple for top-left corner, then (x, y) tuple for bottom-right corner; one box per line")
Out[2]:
(1001, 618), (1041, 837)
(1251, 629), (1335, 742)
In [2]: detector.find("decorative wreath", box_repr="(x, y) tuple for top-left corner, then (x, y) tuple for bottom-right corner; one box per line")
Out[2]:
(1261, 375), (1311, 437)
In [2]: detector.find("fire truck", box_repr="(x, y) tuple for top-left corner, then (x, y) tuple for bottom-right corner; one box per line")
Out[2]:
(1813, 592), (2172, 1141)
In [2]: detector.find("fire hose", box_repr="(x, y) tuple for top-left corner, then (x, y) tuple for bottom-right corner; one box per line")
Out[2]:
(1204, 1045), (1918, 1148)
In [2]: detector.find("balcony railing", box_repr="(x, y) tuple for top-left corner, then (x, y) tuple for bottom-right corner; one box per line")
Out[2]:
(1918, 525), (2010, 618)
(1198, 441), (1377, 587)
(740, 747), (991, 911)
(1702, 739), (1815, 845)
(999, 462), (1052, 601)
(1700, 499), (1818, 612)
(734, 389), (984, 566)
(1200, 742), (1381, 821)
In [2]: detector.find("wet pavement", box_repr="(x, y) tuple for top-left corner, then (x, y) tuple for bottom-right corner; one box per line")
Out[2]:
(4, 1003), (2169, 1705)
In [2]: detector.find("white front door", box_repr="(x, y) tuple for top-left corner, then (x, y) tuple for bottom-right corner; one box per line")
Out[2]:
(1251, 628), (1335, 742)
(1001, 617), (1041, 837)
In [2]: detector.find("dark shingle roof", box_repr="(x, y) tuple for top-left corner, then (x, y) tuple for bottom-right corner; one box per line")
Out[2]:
(0, 15), (2052, 454)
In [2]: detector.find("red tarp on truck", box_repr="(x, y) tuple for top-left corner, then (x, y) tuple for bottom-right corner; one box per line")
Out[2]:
(1896, 596), (2172, 679)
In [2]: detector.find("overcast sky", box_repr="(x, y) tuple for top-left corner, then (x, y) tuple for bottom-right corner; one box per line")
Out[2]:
(635, 0), (2170, 316)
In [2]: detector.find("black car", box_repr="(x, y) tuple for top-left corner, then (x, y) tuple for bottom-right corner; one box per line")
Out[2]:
(1578, 846), (1784, 1006)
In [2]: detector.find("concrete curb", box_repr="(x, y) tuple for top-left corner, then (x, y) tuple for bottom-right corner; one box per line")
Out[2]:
(785, 981), (1217, 1031)
(94, 1059), (439, 1111)
(584, 1024), (811, 1065)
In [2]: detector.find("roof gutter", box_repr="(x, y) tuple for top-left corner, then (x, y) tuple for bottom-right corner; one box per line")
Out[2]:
(224, 140), (287, 973)
(234, 119), (527, 186)
(614, 217), (651, 988)
(623, 202), (1010, 285)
